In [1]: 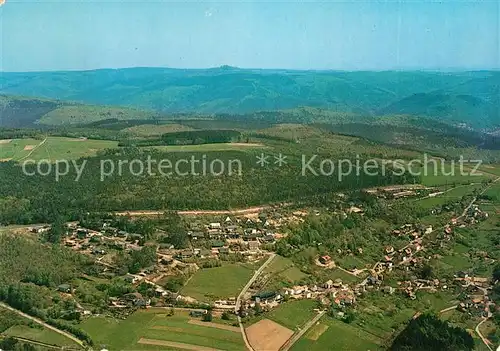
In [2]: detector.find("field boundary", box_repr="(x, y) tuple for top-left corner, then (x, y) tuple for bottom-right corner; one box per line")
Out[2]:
(138, 337), (224, 351)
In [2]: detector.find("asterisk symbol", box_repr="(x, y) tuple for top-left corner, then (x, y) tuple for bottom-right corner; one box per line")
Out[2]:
(256, 153), (269, 167)
(274, 153), (287, 167)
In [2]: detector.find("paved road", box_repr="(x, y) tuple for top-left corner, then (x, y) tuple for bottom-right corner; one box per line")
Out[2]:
(0, 302), (85, 348)
(280, 310), (327, 351)
(236, 253), (276, 351)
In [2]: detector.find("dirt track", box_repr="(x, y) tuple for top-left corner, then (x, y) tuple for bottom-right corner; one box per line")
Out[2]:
(115, 206), (268, 217)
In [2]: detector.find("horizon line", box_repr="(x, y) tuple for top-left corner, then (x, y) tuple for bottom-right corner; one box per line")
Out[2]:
(2, 65), (500, 74)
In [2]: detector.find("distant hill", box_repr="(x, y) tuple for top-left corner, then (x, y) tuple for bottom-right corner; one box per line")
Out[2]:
(1, 68), (498, 129)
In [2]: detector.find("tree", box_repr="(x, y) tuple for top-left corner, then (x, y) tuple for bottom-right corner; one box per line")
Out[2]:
(44, 217), (66, 244)
(493, 263), (500, 282)
(203, 311), (213, 322)
(417, 264), (434, 280)
(390, 313), (474, 351)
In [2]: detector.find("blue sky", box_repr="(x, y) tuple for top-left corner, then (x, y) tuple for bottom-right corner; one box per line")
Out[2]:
(0, 0), (498, 71)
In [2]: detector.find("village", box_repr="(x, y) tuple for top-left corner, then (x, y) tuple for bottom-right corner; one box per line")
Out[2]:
(25, 180), (494, 332)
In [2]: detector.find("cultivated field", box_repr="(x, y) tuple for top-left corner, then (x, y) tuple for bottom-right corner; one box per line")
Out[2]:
(244, 299), (318, 331)
(246, 318), (293, 351)
(290, 318), (383, 351)
(80, 309), (245, 351)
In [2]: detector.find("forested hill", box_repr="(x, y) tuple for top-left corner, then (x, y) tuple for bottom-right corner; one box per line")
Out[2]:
(1, 68), (499, 129)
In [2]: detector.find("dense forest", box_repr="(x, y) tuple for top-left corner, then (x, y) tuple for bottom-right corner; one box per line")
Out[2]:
(390, 314), (474, 351)
(0, 147), (418, 225)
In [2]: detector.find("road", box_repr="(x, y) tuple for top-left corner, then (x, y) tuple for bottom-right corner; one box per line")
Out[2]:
(115, 206), (270, 217)
(0, 302), (85, 348)
(280, 310), (327, 351)
(475, 318), (493, 351)
(235, 253), (276, 351)
(18, 137), (47, 161)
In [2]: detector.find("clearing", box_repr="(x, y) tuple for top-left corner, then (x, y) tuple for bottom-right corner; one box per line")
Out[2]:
(0, 137), (118, 162)
(180, 263), (256, 302)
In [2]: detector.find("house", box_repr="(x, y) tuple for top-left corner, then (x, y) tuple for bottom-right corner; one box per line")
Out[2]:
(385, 246), (395, 254)
(248, 241), (260, 250)
(348, 206), (363, 214)
(262, 234), (275, 242)
(209, 222), (221, 229)
(218, 247), (230, 254)
(319, 255), (331, 265)
(124, 274), (139, 284)
(190, 232), (205, 240)
(367, 276), (380, 286)
(123, 292), (147, 307)
(199, 249), (212, 258)
(333, 279), (343, 288)
(252, 291), (276, 303)
(225, 216), (232, 223)
(324, 279), (334, 289)
(177, 250), (195, 260)
(57, 284), (72, 293)
(189, 310), (206, 317)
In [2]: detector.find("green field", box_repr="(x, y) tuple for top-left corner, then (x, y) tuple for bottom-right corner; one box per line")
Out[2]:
(414, 183), (484, 209)
(420, 163), (493, 187)
(180, 263), (256, 302)
(3, 324), (81, 348)
(262, 255), (307, 287)
(0, 137), (119, 162)
(80, 309), (245, 351)
(291, 317), (383, 351)
(265, 299), (318, 330)
(244, 299), (318, 331)
(0, 138), (42, 161)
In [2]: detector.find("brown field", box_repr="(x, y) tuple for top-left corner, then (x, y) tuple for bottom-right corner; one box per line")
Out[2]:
(306, 323), (329, 341)
(245, 319), (293, 351)
(23, 145), (36, 151)
(138, 338), (223, 351)
(188, 319), (240, 332)
(0, 139), (12, 144)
